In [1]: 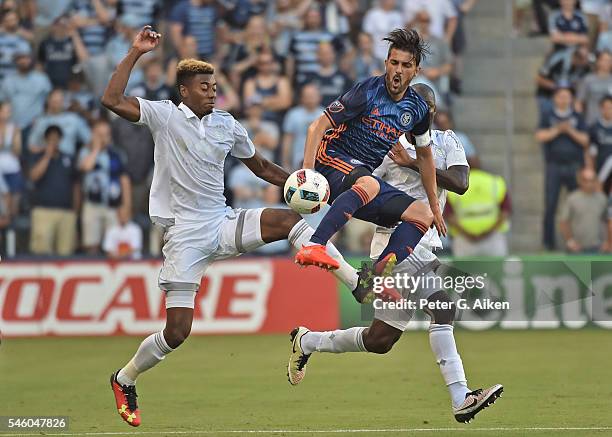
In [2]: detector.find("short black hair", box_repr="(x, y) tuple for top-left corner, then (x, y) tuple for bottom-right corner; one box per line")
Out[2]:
(601, 94), (612, 106)
(412, 83), (436, 112)
(383, 28), (429, 65)
(44, 125), (63, 139)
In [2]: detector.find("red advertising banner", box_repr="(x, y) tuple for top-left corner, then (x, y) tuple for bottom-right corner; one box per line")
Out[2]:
(0, 259), (339, 337)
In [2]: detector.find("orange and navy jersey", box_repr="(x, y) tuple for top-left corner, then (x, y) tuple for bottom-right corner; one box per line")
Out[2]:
(317, 75), (429, 173)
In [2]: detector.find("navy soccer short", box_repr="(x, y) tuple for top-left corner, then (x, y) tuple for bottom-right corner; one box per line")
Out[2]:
(315, 153), (416, 228)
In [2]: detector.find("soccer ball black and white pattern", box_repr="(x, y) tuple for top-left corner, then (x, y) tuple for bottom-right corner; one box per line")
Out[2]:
(283, 169), (330, 214)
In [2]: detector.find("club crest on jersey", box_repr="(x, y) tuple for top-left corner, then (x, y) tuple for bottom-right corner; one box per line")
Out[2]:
(400, 112), (412, 126)
(328, 100), (344, 113)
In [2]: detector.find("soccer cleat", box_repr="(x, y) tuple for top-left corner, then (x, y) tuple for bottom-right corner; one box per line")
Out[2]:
(287, 326), (311, 386)
(453, 384), (503, 423)
(110, 371), (141, 427)
(352, 262), (402, 304)
(374, 252), (397, 276)
(295, 244), (340, 271)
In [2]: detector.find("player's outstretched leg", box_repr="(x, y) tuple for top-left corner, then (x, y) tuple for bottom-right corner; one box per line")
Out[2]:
(285, 215), (401, 303)
(295, 175), (379, 270)
(110, 305), (193, 426)
(374, 200), (433, 273)
(268, 210), (362, 294)
(287, 320), (401, 385)
(425, 291), (503, 423)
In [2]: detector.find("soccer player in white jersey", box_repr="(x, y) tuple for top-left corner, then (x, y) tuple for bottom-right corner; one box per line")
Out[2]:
(287, 84), (503, 424)
(101, 26), (370, 427)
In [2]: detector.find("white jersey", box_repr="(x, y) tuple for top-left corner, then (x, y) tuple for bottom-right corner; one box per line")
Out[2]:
(373, 129), (469, 250)
(135, 98), (255, 250)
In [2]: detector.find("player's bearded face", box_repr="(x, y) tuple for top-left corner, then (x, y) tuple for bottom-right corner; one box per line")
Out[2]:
(384, 49), (419, 98)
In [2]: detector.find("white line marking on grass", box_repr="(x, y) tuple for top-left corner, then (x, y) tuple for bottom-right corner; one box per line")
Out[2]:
(1, 427), (611, 436)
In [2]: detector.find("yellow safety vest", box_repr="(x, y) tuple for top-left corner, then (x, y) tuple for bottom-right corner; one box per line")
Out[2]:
(447, 169), (509, 236)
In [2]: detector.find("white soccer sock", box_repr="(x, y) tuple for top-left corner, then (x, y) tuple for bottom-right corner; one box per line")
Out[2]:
(301, 327), (367, 354)
(288, 219), (359, 290)
(429, 324), (470, 407)
(116, 331), (174, 386)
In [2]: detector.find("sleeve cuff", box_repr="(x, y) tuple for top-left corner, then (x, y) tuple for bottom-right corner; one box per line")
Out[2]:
(324, 110), (337, 128)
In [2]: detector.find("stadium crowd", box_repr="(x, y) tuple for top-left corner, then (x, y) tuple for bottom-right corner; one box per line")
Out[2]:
(531, 0), (612, 252)
(0, 0), (480, 259)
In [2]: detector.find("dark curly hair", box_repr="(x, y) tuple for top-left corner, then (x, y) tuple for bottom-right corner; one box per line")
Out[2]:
(383, 28), (429, 66)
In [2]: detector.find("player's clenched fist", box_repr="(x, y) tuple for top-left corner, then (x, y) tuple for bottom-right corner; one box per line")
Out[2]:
(132, 25), (161, 54)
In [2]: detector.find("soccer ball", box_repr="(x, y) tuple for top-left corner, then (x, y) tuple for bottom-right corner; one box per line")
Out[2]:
(283, 169), (330, 214)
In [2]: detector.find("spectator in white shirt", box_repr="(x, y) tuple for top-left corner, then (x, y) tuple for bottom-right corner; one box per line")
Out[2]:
(362, 0), (404, 62)
(103, 207), (143, 260)
(403, 0), (458, 44)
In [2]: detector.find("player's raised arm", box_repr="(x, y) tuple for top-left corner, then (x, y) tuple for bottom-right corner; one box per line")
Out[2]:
(101, 26), (161, 122)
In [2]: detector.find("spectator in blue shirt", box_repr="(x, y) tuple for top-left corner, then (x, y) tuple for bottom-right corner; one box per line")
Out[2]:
(590, 95), (612, 175)
(105, 15), (145, 91)
(70, 0), (113, 57)
(287, 7), (338, 85)
(302, 41), (352, 106)
(116, 0), (161, 28)
(27, 89), (91, 156)
(28, 125), (79, 256)
(222, 0), (267, 33)
(34, 0), (72, 27)
(548, 0), (589, 52)
(242, 50), (292, 126)
(169, 0), (221, 61)
(223, 15), (276, 89)
(78, 119), (131, 254)
(535, 86), (590, 250)
(0, 51), (51, 133)
(66, 71), (98, 124)
(281, 83), (323, 170)
(37, 16), (78, 89)
(351, 32), (384, 82)
(129, 59), (177, 103)
(0, 10), (31, 80)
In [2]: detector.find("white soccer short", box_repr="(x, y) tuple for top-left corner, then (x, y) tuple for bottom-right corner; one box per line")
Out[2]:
(370, 227), (443, 331)
(158, 208), (266, 306)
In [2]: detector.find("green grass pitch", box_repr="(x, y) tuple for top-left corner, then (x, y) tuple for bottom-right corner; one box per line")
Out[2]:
(1, 329), (611, 436)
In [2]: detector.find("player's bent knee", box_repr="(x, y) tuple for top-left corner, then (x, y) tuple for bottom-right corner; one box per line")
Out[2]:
(363, 330), (400, 354)
(163, 323), (192, 348)
(401, 201), (434, 227)
(364, 336), (397, 354)
(355, 175), (380, 198)
(261, 208), (301, 242)
(164, 306), (194, 348)
(427, 291), (455, 325)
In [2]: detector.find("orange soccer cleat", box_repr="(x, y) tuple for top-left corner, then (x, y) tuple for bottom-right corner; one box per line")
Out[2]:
(374, 252), (397, 276)
(294, 244), (340, 271)
(110, 371), (141, 427)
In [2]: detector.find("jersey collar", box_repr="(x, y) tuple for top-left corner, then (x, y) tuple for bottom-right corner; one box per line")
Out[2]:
(178, 102), (214, 123)
(178, 102), (197, 119)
